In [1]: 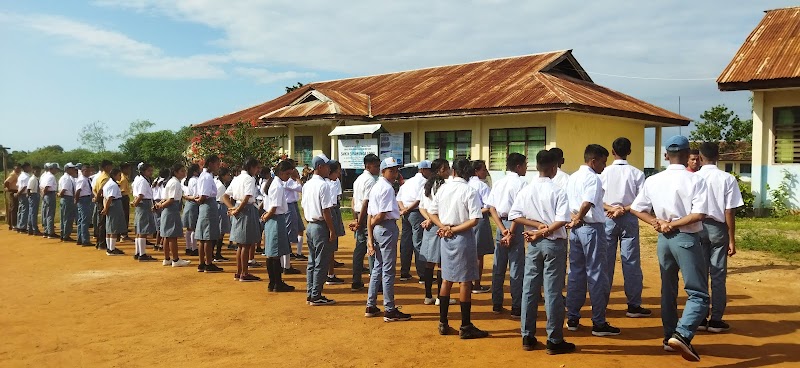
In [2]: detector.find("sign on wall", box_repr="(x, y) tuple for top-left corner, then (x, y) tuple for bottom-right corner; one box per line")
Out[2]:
(338, 138), (378, 169)
(380, 133), (404, 165)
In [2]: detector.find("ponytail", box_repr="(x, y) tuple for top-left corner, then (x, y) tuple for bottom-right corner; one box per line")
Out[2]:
(424, 159), (449, 198)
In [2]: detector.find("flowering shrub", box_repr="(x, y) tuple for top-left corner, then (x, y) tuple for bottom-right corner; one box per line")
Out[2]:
(188, 120), (280, 168)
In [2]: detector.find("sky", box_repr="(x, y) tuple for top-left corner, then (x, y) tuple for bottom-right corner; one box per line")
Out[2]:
(1, 0), (796, 153)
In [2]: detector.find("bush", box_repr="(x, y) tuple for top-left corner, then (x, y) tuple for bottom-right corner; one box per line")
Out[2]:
(732, 172), (754, 218)
(767, 169), (797, 217)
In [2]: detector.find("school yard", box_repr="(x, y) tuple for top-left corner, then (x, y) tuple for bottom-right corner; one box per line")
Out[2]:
(1, 222), (799, 368)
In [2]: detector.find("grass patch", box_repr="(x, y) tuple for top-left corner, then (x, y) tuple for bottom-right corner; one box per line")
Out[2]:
(737, 215), (800, 232)
(738, 230), (800, 261)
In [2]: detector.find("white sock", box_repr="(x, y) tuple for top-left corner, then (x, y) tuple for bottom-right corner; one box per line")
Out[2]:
(189, 231), (196, 250)
(296, 236), (303, 254)
(134, 238), (140, 255)
(108, 238), (116, 251)
(138, 238), (146, 255)
(184, 231), (191, 251)
(281, 254), (290, 269)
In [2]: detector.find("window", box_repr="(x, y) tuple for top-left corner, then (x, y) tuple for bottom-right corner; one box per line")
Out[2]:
(489, 128), (546, 170)
(403, 132), (412, 165)
(739, 163), (752, 174)
(724, 163), (734, 173)
(425, 131), (471, 162)
(294, 136), (313, 166)
(774, 107), (800, 164)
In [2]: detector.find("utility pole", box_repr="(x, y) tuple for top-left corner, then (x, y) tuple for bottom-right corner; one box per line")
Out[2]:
(0, 145), (9, 224)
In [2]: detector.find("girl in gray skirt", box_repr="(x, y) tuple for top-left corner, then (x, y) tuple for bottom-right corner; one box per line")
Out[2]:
(468, 160), (493, 293)
(223, 158), (262, 282)
(213, 168), (232, 262)
(157, 164), (191, 267)
(132, 163), (157, 262)
(152, 168), (169, 252)
(419, 159), (453, 306)
(101, 169), (127, 256)
(261, 160), (296, 292)
(182, 164), (201, 256)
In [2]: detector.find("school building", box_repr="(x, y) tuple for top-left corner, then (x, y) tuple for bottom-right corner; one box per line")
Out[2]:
(718, 6), (800, 210)
(196, 50), (689, 184)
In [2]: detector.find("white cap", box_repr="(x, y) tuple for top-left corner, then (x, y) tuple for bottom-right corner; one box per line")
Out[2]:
(417, 160), (432, 169)
(380, 157), (400, 171)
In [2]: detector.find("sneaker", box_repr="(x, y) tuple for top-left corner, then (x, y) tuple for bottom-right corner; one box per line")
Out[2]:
(591, 322), (621, 337)
(459, 324), (489, 339)
(138, 254), (157, 262)
(510, 307), (521, 320)
(435, 298), (457, 306)
(350, 282), (365, 292)
(133, 254), (140, 261)
(471, 285), (490, 294)
(295, 253), (308, 261)
(663, 339), (676, 352)
(248, 260), (263, 267)
(309, 296), (336, 306)
(707, 320), (730, 333)
(384, 308), (411, 322)
(106, 248), (125, 256)
(272, 282), (295, 292)
(522, 336), (538, 351)
(546, 340), (576, 355)
(234, 274), (240, 281)
(667, 332), (701, 362)
(697, 319), (708, 331)
(567, 319), (579, 331)
(365, 306), (382, 317)
(399, 274), (412, 281)
(172, 259), (191, 267)
(227, 244), (237, 250)
(162, 259), (172, 266)
(204, 264), (224, 273)
(197, 264), (206, 272)
(492, 305), (506, 314)
(326, 276), (345, 285)
(626, 305), (652, 318)
(438, 322), (453, 335)
(239, 274), (259, 282)
(423, 297), (436, 305)
(190, 249), (199, 256)
(185, 249), (191, 255)
(333, 260), (344, 268)
(255, 246), (264, 253)
(283, 267), (302, 275)
(213, 255), (229, 262)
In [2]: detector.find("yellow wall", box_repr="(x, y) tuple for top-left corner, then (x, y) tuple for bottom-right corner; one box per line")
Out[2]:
(751, 88), (800, 208)
(554, 112), (646, 172)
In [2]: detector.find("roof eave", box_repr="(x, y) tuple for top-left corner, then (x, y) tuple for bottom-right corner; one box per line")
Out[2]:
(718, 77), (800, 91)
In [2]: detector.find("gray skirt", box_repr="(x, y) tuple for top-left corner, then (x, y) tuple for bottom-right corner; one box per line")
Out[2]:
(218, 202), (231, 234)
(420, 224), (441, 264)
(230, 202), (260, 245)
(134, 199), (156, 235)
(474, 213), (494, 256)
(286, 201), (304, 239)
(440, 230), (479, 282)
(182, 200), (199, 230)
(195, 197), (221, 241)
(160, 201), (183, 238)
(105, 198), (127, 235)
(264, 213), (291, 257)
(154, 207), (162, 232)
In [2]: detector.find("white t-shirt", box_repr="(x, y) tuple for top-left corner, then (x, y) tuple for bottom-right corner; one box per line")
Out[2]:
(102, 179), (122, 199)
(266, 177), (289, 215)
(631, 164), (708, 233)
(396, 173), (426, 208)
(485, 171), (528, 218)
(132, 175), (154, 200)
(600, 159), (645, 208)
(40, 172), (57, 192)
(352, 170), (376, 213)
(468, 176), (491, 209)
(164, 177), (183, 201)
(694, 165), (743, 223)
(367, 177), (400, 219)
(58, 174), (76, 196)
(429, 177), (482, 226)
(301, 174), (335, 222)
(196, 169), (217, 199)
(566, 165), (605, 224)
(508, 177), (570, 240)
(225, 171), (258, 204)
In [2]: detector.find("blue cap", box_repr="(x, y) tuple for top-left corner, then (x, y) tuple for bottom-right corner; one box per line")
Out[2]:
(664, 135), (690, 152)
(311, 154), (330, 169)
(417, 160), (431, 169)
(380, 157), (400, 171)
(76, 163), (84, 169)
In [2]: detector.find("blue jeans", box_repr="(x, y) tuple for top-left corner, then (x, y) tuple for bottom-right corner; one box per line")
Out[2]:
(566, 222), (609, 325)
(699, 220), (729, 321)
(352, 212), (375, 284)
(42, 192), (56, 235)
(658, 232), (709, 341)
(60, 196), (76, 239)
(604, 212), (643, 307)
(368, 221), (399, 311)
(17, 193), (28, 231)
(77, 196), (92, 244)
(306, 222), (334, 300)
(492, 219), (525, 310)
(521, 238), (568, 343)
(28, 193), (41, 233)
(400, 211), (425, 277)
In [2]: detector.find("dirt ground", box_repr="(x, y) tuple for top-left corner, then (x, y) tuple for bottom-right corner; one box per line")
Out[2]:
(1, 224), (799, 368)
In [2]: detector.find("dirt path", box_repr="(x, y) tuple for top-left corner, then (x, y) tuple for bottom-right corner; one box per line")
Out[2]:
(1, 225), (798, 368)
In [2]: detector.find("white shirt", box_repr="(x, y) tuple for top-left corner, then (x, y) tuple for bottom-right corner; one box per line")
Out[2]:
(17, 172), (31, 192)
(186, 176), (198, 196)
(75, 172), (91, 197)
(553, 169), (570, 189)
(694, 165), (743, 223)
(40, 172), (57, 192)
(225, 171), (258, 204)
(301, 174), (335, 222)
(164, 177), (183, 201)
(27, 175), (40, 194)
(468, 176), (491, 209)
(429, 177), (482, 226)
(631, 164), (708, 233)
(508, 177), (571, 239)
(566, 165), (605, 224)
(214, 178), (226, 202)
(418, 183), (436, 211)
(367, 177), (400, 219)
(196, 169), (217, 199)
(396, 173), (425, 207)
(132, 175), (154, 200)
(58, 174), (76, 196)
(352, 170), (377, 213)
(485, 172), (528, 217)
(284, 178), (302, 203)
(600, 159), (645, 208)
(152, 183), (163, 201)
(102, 179), (122, 199)
(266, 177), (289, 215)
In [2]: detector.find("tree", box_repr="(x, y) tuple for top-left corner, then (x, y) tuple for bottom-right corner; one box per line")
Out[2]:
(189, 121), (281, 168)
(79, 121), (114, 152)
(117, 119), (155, 140)
(119, 129), (191, 169)
(690, 105), (752, 143)
(285, 82), (305, 94)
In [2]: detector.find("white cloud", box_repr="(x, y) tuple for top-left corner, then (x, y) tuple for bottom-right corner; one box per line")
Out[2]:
(234, 67), (315, 84)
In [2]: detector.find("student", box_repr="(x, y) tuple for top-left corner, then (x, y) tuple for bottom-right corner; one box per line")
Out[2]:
(261, 160), (296, 292)
(565, 144), (619, 336)
(40, 163), (60, 239)
(325, 160), (346, 286)
(15, 163), (31, 234)
(195, 155), (224, 273)
(428, 158), (487, 339)
(687, 149), (701, 173)
(58, 163), (78, 243)
(550, 148), (570, 189)
(157, 163), (191, 267)
(182, 164), (201, 256)
(695, 142), (743, 333)
(119, 162), (133, 242)
(4, 164), (20, 231)
(509, 150), (575, 354)
(468, 160), (492, 294)
(101, 169), (127, 256)
(349, 153), (380, 291)
(630, 135), (709, 362)
(301, 154), (337, 306)
(223, 158), (262, 282)
(364, 157), (411, 322)
(27, 165), (42, 236)
(396, 160), (432, 282)
(255, 167), (271, 256)
(92, 160), (113, 250)
(131, 163), (158, 262)
(284, 161), (307, 262)
(599, 138), (651, 318)
(486, 153), (528, 319)
(152, 168), (169, 252)
(419, 159), (454, 306)
(213, 167), (232, 262)
(74, 164), (93, 246)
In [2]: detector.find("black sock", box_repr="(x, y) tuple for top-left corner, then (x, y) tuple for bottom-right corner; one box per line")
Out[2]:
(439, 294), (450, 324)
(276, 259), (284, 283)
(215, 239), (222, 256)
(461, 302), (472, 327)
(266, 258), (276, 285)
(436, 270), (443, 296)
(424, 268), (433, 298)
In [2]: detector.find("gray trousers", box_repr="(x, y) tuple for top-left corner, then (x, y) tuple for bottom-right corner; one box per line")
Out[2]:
(566, 222), (610, 325)
(42, 192), (56, 235)
(351, 212), (375, 284)
(492, 219), (525, 310)
(28, 193), (40, 233)
(367, 221), (399, 311)
(60, 196), (76, 239)
(658, 232), (709, 341)
(521, 238), (567, 343)
(399, 210), (425, 277)
(604, 212), (644, 307)
(77, 196), (92, 244)
(699, 219), (729, 321)
(306, 222), (334, 300)
(17, 193), (28, 231)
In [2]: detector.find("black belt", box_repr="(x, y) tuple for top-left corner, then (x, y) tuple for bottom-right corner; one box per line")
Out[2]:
(406, 209), (420, 213)
(309, 220), (327, 225)
(61, 195), (73, 198)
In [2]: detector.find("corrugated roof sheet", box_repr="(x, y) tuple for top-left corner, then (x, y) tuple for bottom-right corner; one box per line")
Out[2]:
(197, 50), (688, 127)
(718, 7), (800, 90)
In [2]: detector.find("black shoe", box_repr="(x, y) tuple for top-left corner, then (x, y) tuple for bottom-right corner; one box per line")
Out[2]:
(438, 322), (454, 335)
(362, 268), (370, 274)
(283, 267), (302, 275)
(626, 305), (652, 318)
(510, 307), (521, 320)
(667, 332), (700, 362)
(492, 305), (505, 315)
(133, 254), (140, 261)
(255, 246), (264, 253)
(213, 255), (229, 262)
(459, 324), (489, 339)
(399, 273), (413, 281)
(546, 340), (576, 355)
(146, 241), (154, 246)
(591, 322), (621, 336)
(567, 319), (579, 331)
(697, 319), (708, 331)
(309, 296), (336, 306)
(384, 308), (411, 322)
(138, 254), (157, 262)
(191, 249), (199, 256)
(227, 244), (237, 250)
(82, 242), (95, 247)
(522, 336), (538, 351)
(205, 264), (224, 273)
(295, 253), (308, 261)
(365, 306), (382, 317)
(185, 249), (191, 255)
(333, 260), (344, 268)
(351, 282), (365, 292)
(325, 276), (345, 285)
(197, 264), (206, 272)
(272, 282), (295, 292)
(707, 320), (730, 333)
(106, 248), (124, 256)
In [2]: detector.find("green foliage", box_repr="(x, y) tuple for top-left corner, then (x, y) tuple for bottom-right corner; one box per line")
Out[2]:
(119, 129), (191, 169)
(79, 121), (114, 152)
(767, 169), (797, 217)
(9, 147), (124, 168)
(189, 121), (281, 168)
(689, 105), (752, 143)
(739, 230), (800, 261)
(117, 119), (155, 141)
(285, 82), (305, 94)
(731, 172), (754, 217)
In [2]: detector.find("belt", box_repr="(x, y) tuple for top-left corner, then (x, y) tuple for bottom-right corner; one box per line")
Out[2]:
(61, 195), (73, 198)
(500, 216), (509, 221)
(406, 208), (420, 213)
(309, 220), (327, 225)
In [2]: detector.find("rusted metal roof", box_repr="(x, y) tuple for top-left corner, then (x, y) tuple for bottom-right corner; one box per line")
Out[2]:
(197, 50), (689, 127)
(718, 7), (800, 91)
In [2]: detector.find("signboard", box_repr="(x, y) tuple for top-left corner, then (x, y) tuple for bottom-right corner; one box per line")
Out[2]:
(338, 138), (378, 169)
(379, 133), (404, 165)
